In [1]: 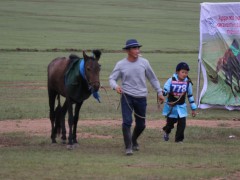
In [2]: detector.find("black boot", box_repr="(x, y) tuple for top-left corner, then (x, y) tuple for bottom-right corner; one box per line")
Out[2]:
(122, 125), (133, 155)
(132, 126), (145, 151)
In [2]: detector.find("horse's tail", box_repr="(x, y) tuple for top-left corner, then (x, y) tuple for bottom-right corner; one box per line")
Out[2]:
(55, 94), (62, 136)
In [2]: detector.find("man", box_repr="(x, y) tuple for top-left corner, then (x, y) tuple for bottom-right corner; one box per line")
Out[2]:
(109, 39), (164, 155)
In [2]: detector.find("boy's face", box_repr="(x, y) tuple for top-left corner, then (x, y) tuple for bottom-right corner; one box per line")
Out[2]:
(177, 69), (188, 81)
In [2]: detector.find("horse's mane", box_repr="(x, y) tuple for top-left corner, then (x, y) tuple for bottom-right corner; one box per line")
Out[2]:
(69, 50), (101, 61)
(69, 54), (80, 61)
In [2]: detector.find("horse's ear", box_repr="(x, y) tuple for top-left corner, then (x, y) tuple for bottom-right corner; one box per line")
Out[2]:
(83, 51), (88, 61)
(92, 49), (101, 61)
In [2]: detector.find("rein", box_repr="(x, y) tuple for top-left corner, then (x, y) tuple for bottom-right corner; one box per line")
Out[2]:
(100, 85), (120, 110)
(165, 77), (192, 117)
(121, 93), (146, 119)
(165, 92), (186, 117)
(101, 87), (146, 118)
(101, 87), (160, 119)
(167, 93), (185, 106)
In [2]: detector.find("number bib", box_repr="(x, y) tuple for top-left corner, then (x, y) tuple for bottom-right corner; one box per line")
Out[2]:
(171, 80), (188, 96)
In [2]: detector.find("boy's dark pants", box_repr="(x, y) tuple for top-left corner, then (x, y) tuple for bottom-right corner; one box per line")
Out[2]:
(162, 116), (186, 142)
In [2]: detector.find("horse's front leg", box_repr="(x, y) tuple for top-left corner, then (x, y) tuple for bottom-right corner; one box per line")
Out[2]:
(67, 102), (74, 149)
(61, 100), (68, 144)
(73, 102), (83, 145)
(225, 71), (237, 99)
(234, 74), (240, 92)
(234, 66), (240, 93)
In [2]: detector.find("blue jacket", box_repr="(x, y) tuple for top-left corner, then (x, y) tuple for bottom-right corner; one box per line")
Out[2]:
(162, 73), (197, 118)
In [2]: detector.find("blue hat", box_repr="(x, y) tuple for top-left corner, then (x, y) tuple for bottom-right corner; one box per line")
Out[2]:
(123, 39), (142, 50)
(176, 62), (190, 71)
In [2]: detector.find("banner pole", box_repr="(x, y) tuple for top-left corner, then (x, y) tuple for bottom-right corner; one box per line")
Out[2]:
(196, 58), (201, 106)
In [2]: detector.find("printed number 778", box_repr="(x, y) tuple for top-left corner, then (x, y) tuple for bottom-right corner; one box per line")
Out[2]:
(172, 84), (187, 92)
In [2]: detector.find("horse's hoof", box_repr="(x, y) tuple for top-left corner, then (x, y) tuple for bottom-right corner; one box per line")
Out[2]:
(51, 143), (58, 146)
(61, 139), (67, 144)
(73, 143), (79, 148)
(67, 144), (74, 150)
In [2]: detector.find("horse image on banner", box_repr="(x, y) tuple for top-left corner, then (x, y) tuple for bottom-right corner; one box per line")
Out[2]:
(197, 2), (240, 110)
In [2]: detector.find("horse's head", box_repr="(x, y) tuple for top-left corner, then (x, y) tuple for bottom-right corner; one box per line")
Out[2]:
(83, 50), (101, 92)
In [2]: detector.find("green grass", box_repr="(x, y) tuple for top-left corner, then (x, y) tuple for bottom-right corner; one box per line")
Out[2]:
(0, 0), (235, 51)
(1, 126), (240, 180)
(1, 52), (240, 120)
(0, 0), (198, 50)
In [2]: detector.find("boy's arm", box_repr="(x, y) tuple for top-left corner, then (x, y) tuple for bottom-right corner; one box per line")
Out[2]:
(163, 78), (171, 96)
(187, 83), (197, 110)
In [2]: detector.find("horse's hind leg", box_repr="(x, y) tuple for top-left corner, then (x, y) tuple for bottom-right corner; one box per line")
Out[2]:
(48, 88), (57, 143)
(224, 73), (237, 100)
(60, 100), (68, 144)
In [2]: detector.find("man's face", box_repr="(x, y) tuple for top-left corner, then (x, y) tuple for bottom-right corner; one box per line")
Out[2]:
(127, 47), (140, 59)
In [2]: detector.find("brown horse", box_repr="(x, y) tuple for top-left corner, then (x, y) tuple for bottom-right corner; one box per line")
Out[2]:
(47, 50), (101, 149)
(210, 39), (240, 100)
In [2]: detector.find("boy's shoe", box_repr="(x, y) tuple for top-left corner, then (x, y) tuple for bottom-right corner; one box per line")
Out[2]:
(175, 141), (183, 144)
(125, 148), (133, 156)
(163, 133), (169, 141)
(132, 144), (139, 151)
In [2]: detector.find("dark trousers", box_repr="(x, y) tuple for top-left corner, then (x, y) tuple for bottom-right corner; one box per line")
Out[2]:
(162, 116), (186, 142)
(121, 93), (146, 129)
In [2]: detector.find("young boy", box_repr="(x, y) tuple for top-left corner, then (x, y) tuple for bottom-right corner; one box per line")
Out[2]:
(162, 62), (197, 143)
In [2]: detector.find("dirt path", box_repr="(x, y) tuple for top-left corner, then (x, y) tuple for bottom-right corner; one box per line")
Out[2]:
(0, 118), (239, 137)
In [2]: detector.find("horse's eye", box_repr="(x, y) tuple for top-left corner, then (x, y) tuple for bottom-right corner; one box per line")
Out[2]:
(87, 67), (91, 71)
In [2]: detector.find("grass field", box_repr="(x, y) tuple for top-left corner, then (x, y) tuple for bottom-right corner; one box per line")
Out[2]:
(1, 52), (240, 120)
(0, 0), (240, 179)
(1, 123), (240, 180)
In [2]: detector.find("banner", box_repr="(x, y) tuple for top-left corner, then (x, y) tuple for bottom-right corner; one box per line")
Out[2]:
(198, 2), (240, 110)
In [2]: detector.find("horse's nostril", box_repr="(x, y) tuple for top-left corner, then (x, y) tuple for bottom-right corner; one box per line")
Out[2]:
(94, 84), (100, 90)
(91, 82), (100, 91)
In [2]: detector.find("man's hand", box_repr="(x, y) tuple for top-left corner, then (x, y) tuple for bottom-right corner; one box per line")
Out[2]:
(115, 86), (122, 94)
(158, 94), (165, 104)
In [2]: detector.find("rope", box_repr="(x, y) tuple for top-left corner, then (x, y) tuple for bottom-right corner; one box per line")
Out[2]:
(101, 86), (161, 119)
(167, 94), (184, 106)
(100, 85), (119, 109)
(121, 92), (146, 119)
(165, 93), (185, 117)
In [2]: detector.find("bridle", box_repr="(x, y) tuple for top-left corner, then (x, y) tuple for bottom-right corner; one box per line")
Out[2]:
(80, 58), (100, 91)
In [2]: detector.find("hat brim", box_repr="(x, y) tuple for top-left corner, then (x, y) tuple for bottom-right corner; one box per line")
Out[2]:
(122, 45), (142, 50)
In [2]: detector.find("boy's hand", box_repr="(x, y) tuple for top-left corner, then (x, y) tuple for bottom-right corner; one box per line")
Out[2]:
(192, 110), (197, 117)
